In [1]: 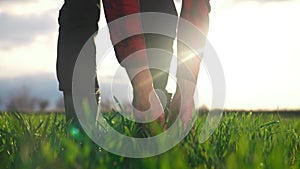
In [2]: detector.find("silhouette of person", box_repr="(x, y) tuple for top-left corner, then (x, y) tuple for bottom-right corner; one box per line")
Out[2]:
(56, 0), (210, 134)
(57, 0), (170, 134)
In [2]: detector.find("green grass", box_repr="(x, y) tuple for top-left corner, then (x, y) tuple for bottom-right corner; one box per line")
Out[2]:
(0, 112), (299, 169)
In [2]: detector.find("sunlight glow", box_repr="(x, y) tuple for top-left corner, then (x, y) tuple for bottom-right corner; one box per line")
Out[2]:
(1, 0), (299, 109)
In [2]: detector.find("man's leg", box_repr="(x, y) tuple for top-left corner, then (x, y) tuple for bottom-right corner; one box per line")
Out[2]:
(56, 0), (100, 137)
(140, 0), (178, 110)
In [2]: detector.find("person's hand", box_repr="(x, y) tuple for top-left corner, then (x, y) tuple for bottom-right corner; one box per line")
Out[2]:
(133, 88), (165, 126)
(170, 79), (196, 131)
(129, 69), (165, 126)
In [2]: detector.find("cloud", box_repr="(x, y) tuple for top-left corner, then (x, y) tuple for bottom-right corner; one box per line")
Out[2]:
(0, 0), (36, 2)
(0, 0), (60, 50)
(0, 0), (38, 5)
(0, 12), (57, 50)
(234, 0), (291, 3)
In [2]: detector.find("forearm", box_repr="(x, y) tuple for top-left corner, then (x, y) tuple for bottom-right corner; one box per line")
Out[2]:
(176, 0), (210, 83)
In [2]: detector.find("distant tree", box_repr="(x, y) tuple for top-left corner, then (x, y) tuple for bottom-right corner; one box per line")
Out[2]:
(6, 87), (35, 112)
(5, 86), (51, 112)
(198, 105), (209, 113)
(55, 97), (64, 111)
(38, 99), (49, 112)
(0, 97), (2, 111)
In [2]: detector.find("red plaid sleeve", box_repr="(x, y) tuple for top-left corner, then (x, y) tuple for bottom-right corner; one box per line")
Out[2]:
(102, 0), (148, 68)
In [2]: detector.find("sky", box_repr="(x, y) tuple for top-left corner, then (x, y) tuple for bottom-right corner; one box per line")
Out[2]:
(0, 0), (299, 110)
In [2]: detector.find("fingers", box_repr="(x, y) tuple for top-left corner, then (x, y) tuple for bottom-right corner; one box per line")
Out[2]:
(133, 89), (165, 124)
(169, 88), (195, 132)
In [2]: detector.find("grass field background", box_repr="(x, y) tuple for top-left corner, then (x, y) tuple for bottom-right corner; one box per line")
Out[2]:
(0, 111), (299, 169)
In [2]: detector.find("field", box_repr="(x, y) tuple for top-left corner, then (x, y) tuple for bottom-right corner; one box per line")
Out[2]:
(0, 111), (299, 169)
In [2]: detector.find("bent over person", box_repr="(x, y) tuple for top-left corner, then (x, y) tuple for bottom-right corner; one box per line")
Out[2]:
(57, 0), (168, 136)
(56, 0), (211, 136)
